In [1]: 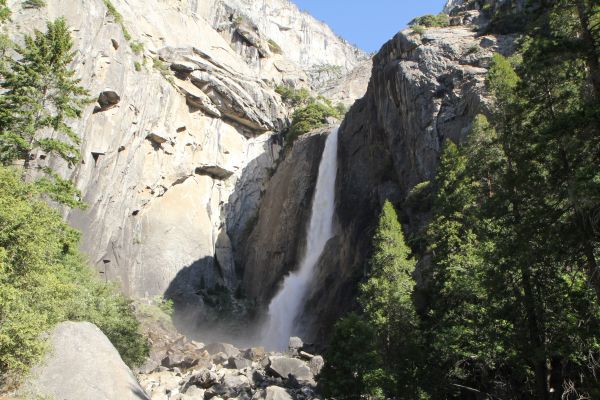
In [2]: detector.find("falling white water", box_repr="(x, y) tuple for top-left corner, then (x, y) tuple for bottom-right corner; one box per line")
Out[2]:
(261, 127), (339, 350)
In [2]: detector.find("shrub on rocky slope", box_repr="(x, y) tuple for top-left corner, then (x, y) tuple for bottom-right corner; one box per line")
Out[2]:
(0, 167), (148, 388)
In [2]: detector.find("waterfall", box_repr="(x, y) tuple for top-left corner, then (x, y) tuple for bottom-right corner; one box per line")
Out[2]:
(261, 127), (339, 350)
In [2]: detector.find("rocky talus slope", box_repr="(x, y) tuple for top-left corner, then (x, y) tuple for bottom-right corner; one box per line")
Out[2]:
(137, 335), (323, 400)
(3, 0), (368, 324)
(20, 319), (322, 400)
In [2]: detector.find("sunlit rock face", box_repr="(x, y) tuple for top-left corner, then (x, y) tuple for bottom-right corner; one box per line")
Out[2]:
(4, 0), (367, 309)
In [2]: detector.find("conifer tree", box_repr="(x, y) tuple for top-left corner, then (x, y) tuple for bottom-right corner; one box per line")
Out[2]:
(0, 18), (89, 207)
(318, 314), (388, 399)
(0, 17), (88, 165)
(359, 200), (422, 398)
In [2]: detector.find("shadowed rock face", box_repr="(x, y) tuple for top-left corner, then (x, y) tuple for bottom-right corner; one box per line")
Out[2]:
(297, 25), (517, 343)
(240, 128), (329, 306)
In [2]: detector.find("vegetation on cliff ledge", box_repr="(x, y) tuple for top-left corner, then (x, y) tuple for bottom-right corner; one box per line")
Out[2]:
(276, 85), (345, 146)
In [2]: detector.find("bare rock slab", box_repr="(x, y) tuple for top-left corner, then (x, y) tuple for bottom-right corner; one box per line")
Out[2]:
(20, 321), (149, 400)
(267, 356), (313, 382)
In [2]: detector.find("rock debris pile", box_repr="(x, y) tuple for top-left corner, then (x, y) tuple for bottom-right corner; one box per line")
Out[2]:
(138, 336), (324, 400)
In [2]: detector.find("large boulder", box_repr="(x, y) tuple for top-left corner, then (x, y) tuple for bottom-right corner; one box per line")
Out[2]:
(267, 356), (313, 382)
(202, 342), (240, 358)
(265, 386), (293, 400)
(20, 321), (149, 400)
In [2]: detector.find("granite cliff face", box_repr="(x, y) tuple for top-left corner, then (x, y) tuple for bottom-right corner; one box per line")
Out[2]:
(242, 4), (521, 342)
(311, 11), (519, 340)
(3, 0), (367, 315)
(196, 0), (368, 77)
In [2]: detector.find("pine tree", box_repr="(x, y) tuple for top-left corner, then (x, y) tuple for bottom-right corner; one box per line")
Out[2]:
(0, 18), (89, 207)
(359, 200), (422, 398)
(318, 314), (388, 399)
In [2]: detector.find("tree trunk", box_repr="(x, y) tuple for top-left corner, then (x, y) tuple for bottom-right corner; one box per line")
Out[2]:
(575, 0), (600, 98)
(521, 264), (550, 400)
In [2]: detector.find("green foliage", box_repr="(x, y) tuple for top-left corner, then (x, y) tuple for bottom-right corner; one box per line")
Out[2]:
(103, 0), (131, 41)
(134, 61), (142, 72)
(360, 201), (422, 397)
(275, 85), (311, 107)
(130, 40), (143, 55)
(0, 18), (90, 208)
(156, 296), (174, 316)
(0, 33), (12, 71)
(318, 314), (390, 399)
(0, 167), (148, 384)
(267, 39), (282, 54)
(0, 0), (10, 22)
(412, 25), (426, 35)
(323, 5), (600, 398)
(310, 63), (343, 77)
(153, 58), (175, 85)
(414, 4), (600, 397)
(409, 13), (450, 28)
(22, 0), (46, 9)
(334, 102), (348, 116)
(486, 53), (520, 104)
(287, 100), (339, 146)
(320, 202), (423, 399)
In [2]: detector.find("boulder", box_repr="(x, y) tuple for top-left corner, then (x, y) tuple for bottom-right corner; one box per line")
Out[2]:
(243, 346), (266, 361)
(299, 351), (314, 360)
(188, 368), (218, 389)
(308, 355), (324, 376)
(161, 353), (199, 369)
(228, 356), (252, 370)
(207, 373), (250, 398)
(267, 356), (313, 382)
(95, 89), (121, 112)
(203, 343), (241, 358)
(287, 337), (303, 355)
(146, 132), (169, 145)
(265, 386), (293, 400)
(212, 352), (230, 365)
(184, 385), (205, 399)
(20, 321), (149, 400)
(195, 164), (235, 180)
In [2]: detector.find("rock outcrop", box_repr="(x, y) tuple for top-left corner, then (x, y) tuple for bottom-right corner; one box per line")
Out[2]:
(240, 128), (329, 306)
(21, 321), (149, 400)
(196, 0), (368, 79)
(317, 59), (372, 108)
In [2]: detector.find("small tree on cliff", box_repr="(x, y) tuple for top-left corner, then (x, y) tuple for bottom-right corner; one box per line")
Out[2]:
(0, 18), (89, 207)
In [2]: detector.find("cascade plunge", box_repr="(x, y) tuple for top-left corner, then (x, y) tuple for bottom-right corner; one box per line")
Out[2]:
(261, 128), (339, 350)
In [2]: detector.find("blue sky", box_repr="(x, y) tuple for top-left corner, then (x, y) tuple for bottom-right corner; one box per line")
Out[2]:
(292, 0), (447, 52)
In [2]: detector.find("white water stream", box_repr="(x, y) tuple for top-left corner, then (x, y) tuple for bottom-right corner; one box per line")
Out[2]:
(261, 128), (339, 350)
